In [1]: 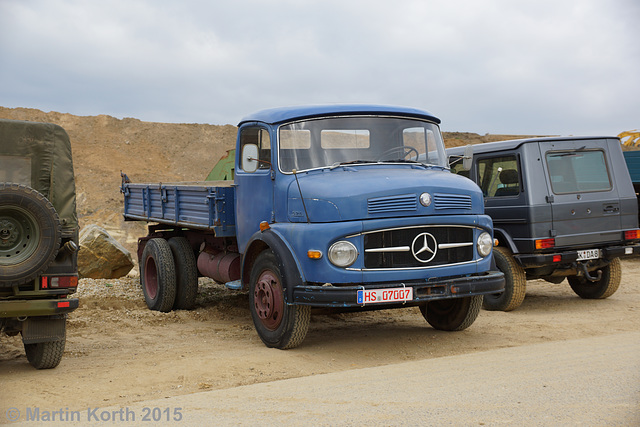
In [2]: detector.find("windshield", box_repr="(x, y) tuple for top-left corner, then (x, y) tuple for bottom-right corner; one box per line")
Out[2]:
(278, 116), (446, 173)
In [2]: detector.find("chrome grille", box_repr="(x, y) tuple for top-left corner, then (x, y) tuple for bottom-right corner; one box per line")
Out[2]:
(434, 193), (472, 210)
(363, 226), (474, 269)
(368, 194), (417, 214)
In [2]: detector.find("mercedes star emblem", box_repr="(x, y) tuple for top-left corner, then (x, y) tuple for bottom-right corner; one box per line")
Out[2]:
(411, 232), (438, 263)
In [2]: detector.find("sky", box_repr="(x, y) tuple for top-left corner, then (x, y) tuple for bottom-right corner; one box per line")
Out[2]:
(1, 0), (639, 135)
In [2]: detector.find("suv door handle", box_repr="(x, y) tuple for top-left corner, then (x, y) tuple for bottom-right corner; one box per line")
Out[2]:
(603, 204), (619, 214)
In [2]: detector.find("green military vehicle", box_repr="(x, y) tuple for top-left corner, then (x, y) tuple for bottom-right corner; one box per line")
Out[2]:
(0, 119), (80, 369)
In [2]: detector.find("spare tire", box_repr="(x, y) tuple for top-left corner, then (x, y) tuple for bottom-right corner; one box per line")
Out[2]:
(0, 183), (61, 285)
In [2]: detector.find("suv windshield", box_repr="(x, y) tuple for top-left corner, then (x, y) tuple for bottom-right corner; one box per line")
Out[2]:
(278, 116), (446, 173)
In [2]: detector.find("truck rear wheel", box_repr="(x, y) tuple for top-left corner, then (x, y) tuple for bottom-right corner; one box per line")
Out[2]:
(249, 251), (310, 349)
(420, 295), (482, 331)
(24, 337), (66, 369)
(568, 257), (621, 299)
(140, 238), (176, 312)
(168, 237), (198, 310)
(483, 246), (526, 311)
(0, 184), (61, 286)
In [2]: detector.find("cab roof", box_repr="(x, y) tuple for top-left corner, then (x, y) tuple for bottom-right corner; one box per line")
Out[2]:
(238, 104), (441, 126)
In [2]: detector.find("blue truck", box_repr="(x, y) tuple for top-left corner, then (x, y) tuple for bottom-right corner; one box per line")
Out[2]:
(121, 105), (505, 349)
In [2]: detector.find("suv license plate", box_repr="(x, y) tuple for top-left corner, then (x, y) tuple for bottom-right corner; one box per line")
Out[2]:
(357, 287), (413, 305)
(577, 249), (600, 261)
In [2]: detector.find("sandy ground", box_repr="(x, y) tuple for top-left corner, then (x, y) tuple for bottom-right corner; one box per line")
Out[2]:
(1, 259), (639, 423)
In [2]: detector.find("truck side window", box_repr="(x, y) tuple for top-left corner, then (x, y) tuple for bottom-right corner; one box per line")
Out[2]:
(240, 128), (271, 170)
(477, 155), (520, 197)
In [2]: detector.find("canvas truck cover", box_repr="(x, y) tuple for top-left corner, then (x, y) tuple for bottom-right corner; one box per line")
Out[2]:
(0, 119), (78, 233)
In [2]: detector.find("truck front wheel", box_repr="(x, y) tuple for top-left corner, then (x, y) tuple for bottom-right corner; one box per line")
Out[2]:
(140, 238), (176, 312)
(420, 295), (482, 331)
(568, 257), (621, 299)
(249, 251), (310, 349)
(483, 246), (526, 311)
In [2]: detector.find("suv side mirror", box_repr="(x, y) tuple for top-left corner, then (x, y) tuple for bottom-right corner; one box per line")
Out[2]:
(242, 144), (259, 173)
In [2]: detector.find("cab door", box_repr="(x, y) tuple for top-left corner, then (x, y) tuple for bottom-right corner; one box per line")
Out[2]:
(538, 139), (622, 248)
(234, 124), (274, 253)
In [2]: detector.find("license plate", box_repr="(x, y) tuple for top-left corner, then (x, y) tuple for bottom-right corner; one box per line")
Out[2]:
(577, 249), (600, 261)
(357, 287), (413, 304)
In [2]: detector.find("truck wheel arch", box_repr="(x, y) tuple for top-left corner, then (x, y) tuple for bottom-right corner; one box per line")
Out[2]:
(241, 229), (305, 302)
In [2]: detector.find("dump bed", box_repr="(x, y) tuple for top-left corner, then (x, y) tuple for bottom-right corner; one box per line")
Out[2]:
(121, 180), (236, 237)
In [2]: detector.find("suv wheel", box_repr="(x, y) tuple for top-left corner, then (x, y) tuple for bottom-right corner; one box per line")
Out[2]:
(0, 184), (61, 285)
(483, 246), (527, 311)
(568, 257), (621, 299)
(24, 338), (66, 369)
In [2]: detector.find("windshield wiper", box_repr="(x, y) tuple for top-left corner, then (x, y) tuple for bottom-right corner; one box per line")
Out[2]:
(329, 160), (375, 169)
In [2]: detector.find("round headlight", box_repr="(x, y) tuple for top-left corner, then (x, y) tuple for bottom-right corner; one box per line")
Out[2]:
(477, 231), (493, 258)
(419, 192), (432, 207)
(328, 241), (358, 267)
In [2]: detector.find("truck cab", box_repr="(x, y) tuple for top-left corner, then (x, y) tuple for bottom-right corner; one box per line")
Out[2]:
(448, 137), (640, 311)
(233, 106), (503, 346)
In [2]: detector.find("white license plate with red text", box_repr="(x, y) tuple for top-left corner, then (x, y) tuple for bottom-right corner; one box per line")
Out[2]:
(357, 287), (413, 304)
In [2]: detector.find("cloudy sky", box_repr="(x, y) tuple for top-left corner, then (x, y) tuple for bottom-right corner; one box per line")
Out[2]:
(1, 0), (638, 135)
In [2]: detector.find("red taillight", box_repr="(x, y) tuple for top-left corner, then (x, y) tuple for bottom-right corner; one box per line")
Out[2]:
(42, 276), (78, 289)
(535, 238), (555, 249)
(57, 301), (70, 308)
(624, 230), (640, 240)
(552, 255), (562, 263)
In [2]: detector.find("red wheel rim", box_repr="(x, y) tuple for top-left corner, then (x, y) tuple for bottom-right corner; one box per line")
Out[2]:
(254, 270), (284, 331)
(144, 257), (158, 299)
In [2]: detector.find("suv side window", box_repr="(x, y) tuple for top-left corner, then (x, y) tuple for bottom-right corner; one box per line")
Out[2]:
(477, 155), (520, 197)
(240, 127), (271, 170)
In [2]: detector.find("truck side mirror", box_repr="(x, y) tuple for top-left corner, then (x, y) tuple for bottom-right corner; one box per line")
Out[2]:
(242, 144), (259, 173)
(448, 145), (474, 171)
(463, 144), (473, 171)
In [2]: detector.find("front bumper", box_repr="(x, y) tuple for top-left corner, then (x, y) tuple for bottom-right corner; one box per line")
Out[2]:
(0, 298), (79, 318)
(292, 271), (505, 308)
(515, 243), (640, 268)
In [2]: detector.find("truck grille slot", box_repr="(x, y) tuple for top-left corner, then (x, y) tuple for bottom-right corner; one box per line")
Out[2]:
(368, 194), (417, 214)
(434, 193), (472, 210)
(363, 226), (474, 269)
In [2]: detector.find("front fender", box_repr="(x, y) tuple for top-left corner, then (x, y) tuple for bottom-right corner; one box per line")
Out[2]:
(241, 228), (305, 303)
(493, 227), (518, 254)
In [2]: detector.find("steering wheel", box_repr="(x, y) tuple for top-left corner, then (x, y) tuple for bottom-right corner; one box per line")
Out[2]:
(377, 145), (419, 161)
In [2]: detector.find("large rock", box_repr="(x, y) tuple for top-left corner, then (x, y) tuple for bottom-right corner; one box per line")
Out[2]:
(78, 224), (134, 279)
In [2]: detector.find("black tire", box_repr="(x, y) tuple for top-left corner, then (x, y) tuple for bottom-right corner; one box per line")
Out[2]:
(249, 251), (310, 349)
(24, 338), (66, 369)
(140, 238), (176, 312)
(168, 237), (198, 310)
(0, 183), (61, 285)
(568, 257), (621, 299)
(483, 246), (527, 311)
(420, 295), (482, 331)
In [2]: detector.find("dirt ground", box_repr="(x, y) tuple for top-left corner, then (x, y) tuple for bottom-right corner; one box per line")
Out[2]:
(1, 260), (639, 418)
(0, 107), (639, 421)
